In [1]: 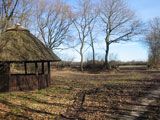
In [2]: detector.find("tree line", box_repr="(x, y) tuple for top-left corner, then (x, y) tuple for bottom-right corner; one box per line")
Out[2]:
(0, 0), (160, 71)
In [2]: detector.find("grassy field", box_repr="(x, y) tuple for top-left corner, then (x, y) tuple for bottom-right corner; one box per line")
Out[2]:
(0, 69), (159, 120)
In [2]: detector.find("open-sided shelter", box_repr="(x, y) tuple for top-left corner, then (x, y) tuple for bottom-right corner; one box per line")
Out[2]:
(0, 24), (60, 92)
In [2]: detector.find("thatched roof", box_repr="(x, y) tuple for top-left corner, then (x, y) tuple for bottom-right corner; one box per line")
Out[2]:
(0, 25), (60, 62)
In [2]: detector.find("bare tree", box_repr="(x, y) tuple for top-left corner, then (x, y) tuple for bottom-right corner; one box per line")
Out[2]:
(35, 0), (72, 50)
(72, 0), (97, 71)
(87, 2), (99, 67)
(13, 0), (34, 28)
(0, 0), (35, 32)
(146, 17), (160, 68)
(88, 17), (98, 67)
(100, 0), (141, 69)
(0, 0), (19, 32)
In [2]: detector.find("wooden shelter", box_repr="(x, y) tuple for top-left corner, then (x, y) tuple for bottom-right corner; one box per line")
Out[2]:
(0, 24), (60, 92)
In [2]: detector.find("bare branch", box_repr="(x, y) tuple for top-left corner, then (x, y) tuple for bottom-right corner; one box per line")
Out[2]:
(100, 0), (141, 68)
(35, 0), (73, 50)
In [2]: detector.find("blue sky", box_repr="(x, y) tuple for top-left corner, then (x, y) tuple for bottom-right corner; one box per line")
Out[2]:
(121, 0), (160, 61)
(57, 0), (160, 62)
(128, 0), (160, 21)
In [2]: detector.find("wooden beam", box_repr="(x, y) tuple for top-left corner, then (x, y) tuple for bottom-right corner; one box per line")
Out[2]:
(7, 63), (10, 91)
(24, 62), (27, 74)
(47, 62), (50, 74)
(47, 62), (51, 87)
(7, 63), (10, 75)
(3, 63), (11, 75)
(35, 62), (38, 76)
(42, 62), (44, 74)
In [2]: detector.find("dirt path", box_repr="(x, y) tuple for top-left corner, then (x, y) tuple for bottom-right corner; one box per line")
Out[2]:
(120, 86), (160, 120)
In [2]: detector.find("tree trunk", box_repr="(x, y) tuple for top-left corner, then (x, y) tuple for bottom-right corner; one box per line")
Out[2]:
(105, 35), (110, 69)
(80, 47), (84, 71)
(91, 43), (95, 67)
(105, 43), (110, 69)
(89, 29), (95, 68)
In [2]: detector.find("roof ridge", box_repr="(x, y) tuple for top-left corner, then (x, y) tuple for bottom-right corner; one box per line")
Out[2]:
(6, 24), (29, 32)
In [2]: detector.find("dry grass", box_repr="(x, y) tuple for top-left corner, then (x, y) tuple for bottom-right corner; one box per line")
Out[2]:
(0, 69), (159, 120)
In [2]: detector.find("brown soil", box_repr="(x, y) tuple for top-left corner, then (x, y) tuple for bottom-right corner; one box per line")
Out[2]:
(0, 69), (159, 120)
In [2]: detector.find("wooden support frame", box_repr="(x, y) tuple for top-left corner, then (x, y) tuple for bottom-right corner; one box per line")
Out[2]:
(9, 61), (51, 75)
(47, 62), (51, 87)
(0, 61), (56, 92)
(42, 62), (44, 74)
(35, 62), (38, 76)
(47, 62), (50, 74)
(24, 62), (27, 74)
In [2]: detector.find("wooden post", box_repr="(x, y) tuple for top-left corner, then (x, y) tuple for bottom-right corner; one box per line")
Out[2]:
(6, 63), (10, 91)
(24, 62), (27, 74)
(47, 62), (50, 87)
(35, 62), (38, 76)
(35, 62), (40, 89)
(8, 63), (10, 91)
(47, 62), (50, 74)
(42, 62), (44, 74)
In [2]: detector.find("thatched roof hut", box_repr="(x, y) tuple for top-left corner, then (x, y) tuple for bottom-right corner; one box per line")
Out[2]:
(0, 25), (60, 62)
(0, 24), (60, 92)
